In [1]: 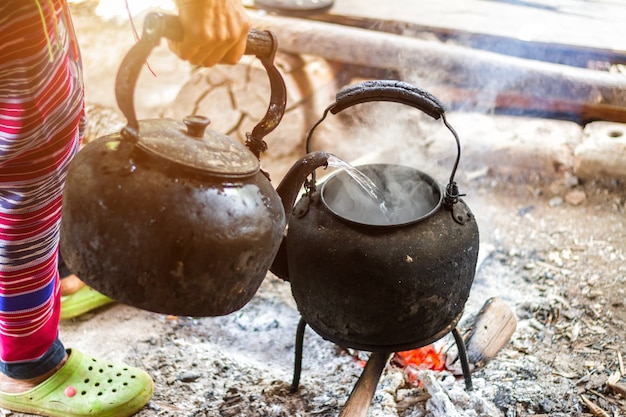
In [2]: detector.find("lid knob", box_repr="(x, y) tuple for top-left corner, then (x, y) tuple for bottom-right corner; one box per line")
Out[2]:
(184, 115), (211, 138)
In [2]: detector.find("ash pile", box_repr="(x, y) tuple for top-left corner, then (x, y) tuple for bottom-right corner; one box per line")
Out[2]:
(126, 269), (588, 417)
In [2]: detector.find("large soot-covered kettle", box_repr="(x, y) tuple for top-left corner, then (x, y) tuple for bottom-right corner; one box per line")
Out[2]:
(271, 80), (480, 352)
(60, 13), (329, 317)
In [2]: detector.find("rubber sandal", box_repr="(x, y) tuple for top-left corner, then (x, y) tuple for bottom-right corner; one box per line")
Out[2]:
(61, 286), (114, 320)
(0, 349), (153, 417)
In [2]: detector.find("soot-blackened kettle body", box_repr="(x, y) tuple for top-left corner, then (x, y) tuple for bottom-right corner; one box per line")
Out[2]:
(271, 81), (480, 352)
(59, 14), (330, 317)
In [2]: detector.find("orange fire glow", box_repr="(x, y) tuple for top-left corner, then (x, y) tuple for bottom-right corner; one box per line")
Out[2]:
(393, 344), (446, 371)
(351, 344), (446, 386)
(393, 344), (446, 386)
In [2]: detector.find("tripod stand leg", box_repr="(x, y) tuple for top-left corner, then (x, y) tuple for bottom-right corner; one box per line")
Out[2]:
(291, 317), (307, 392)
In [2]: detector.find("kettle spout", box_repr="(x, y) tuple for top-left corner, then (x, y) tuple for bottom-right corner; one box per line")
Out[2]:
(275, 151), (330, 223)
(271, 151), (330, 281)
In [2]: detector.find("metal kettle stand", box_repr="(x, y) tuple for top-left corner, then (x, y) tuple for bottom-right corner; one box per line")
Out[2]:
(289, 317), (474, 392)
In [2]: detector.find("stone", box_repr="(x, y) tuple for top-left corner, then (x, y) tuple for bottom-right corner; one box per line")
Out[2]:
(565, 190), (587, 206)
(574, 121), (626, 180)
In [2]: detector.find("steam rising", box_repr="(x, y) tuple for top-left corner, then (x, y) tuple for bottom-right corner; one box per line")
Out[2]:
(322, 157), (441, 226)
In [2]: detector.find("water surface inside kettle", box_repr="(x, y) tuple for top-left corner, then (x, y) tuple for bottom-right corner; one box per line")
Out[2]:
(322, 157), (442, 227)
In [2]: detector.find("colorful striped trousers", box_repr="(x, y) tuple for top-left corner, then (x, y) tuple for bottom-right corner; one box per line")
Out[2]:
(0, 0), (83, 378)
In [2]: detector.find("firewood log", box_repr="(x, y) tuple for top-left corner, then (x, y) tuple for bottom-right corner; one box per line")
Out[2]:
(251, 14), (626, 124)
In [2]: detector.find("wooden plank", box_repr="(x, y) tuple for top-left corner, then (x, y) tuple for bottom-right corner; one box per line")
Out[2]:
(251, 14), (626, 124)
(315, 0), (626, 53)
(309, 14), (626, 68)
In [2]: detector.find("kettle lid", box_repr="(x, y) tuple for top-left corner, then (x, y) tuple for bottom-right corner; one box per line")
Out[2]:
(134, 116), (259, 177)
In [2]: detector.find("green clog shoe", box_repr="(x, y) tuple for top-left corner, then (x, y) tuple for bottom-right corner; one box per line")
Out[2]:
(0, 349), (153, 417)
(61, 286), (114, 320)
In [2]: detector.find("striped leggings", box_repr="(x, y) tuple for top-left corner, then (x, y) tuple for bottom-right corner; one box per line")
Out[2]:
(0, 0), (83, 378)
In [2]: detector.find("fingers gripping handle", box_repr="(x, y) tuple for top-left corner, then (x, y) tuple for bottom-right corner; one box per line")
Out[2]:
(140, 13), (275, 56)
(330, 80), (446, 119)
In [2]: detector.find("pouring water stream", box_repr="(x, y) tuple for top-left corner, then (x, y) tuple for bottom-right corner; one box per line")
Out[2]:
(322, 155), (439, 226)
(326, 155), (391, 218)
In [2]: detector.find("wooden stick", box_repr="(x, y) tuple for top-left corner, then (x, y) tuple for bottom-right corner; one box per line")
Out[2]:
(580, 394), (610, 417)
(607, 381), (626, 398)
(338, 352), (391, 417)
(606, 371), (626, 398)
(251, 14), (626, 124)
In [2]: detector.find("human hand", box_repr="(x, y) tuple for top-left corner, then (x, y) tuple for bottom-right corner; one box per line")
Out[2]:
(169, 0), (251, 67)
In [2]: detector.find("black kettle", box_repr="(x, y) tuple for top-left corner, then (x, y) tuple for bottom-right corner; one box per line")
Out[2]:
(271, 80), (479, 352)
(60, 13), (330, 317)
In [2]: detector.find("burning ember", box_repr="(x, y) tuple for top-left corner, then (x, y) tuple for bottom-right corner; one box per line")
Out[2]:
(350, 344), (451, 388)
(392, 344), (447, 386)
(393, 344), (446, 371)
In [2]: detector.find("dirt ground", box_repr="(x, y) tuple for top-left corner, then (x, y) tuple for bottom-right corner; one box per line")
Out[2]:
(51, 170), (625, 417)
(7, 2), (625, 416)
(48, 170), (626, 417)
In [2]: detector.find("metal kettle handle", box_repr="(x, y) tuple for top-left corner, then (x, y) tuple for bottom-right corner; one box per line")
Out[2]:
(331, 80), (445, 119)
(115, 12), (286, 159)
(305, 80), (463, 206)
